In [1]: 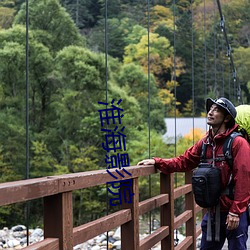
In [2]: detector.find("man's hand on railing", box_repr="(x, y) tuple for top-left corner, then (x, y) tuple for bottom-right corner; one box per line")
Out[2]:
(137, 159), (155, 166)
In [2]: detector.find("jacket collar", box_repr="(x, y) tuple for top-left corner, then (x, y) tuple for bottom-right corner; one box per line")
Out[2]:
(206, 124), (239, 143)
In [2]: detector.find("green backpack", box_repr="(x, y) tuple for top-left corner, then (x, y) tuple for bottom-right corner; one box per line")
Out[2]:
(235, 105), (250, 142)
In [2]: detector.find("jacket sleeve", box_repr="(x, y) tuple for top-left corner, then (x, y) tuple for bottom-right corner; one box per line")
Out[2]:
(153, 140), (203, 174)
(229, 136), (250, 215)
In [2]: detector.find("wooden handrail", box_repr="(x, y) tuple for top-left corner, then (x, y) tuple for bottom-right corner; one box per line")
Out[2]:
(0, 165), (156, 206)
(23, 238), (59, 250)
(73, 209), (131, 244)
(0, 165), (203, 249)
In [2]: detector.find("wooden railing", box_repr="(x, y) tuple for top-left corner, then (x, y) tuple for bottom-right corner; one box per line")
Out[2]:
(0, 165), (203, 250)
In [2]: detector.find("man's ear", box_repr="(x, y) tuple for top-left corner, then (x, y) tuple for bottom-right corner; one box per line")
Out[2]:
(224, 114), (232, 123)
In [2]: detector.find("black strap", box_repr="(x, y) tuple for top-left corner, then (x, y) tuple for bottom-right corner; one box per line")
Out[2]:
(206, 205), (220, 242)
(204, 157), (225, 162)
(207, 209), (212, 241)
(223, 132), (242, 200)
(201, 131), (242, 167)
(223, 131), (242, 169)
(200, 142), (208, 162)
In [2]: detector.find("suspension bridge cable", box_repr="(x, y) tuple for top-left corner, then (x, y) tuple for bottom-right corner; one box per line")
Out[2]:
(104, 0), (109, 248)
(147, 0), (152, 234)
(203, 0), (207, 97)
(191, 0), (195, 145)
(104, 0), (108, 107)
(173, 1), (177, 158)
(76, 0), (79, 27)
(228, 64), (231, 100)
(213, 0), (217, 94)
(172, 0), (177, 190)
(172, 0), (179, 245)
(25, 0), (30, 245)
(216, 0), (242, 103)
(218, 32), (225, 96)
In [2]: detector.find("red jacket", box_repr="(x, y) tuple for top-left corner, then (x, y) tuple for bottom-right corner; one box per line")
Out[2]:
(154, 124), (250, 216)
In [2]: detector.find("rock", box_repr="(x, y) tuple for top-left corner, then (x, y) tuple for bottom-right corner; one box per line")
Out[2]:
(12, 231), (25, 238)
(100, 240), (107, 246)
(91, 245), (101, 250)
(30, 228), (43, 238)
(95, 234), (106, 243)
(7, 239), (20, 247)
(113, 240), (121, 249)
(11, 226), (26, 232)
(87, 238), (94, 245)
(113, 227), (120, 240)
(107, 231), (114, 237)
(20, 237), (27, 245)
(0, 230), (7, 238)
(15, 245), (23, 249)
(108, 237), (116, 243)
(0, 224), (188, 249)
(73, 242), (87, 249)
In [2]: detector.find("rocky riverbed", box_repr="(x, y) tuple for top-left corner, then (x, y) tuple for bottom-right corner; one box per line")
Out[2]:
(0, 225), (188, 249)
(0, 225), (43, 249)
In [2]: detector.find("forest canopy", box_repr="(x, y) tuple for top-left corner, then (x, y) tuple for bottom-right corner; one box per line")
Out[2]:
(0, 0), (249, 227)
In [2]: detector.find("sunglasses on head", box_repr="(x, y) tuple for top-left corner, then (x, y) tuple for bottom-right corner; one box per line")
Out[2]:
(215, 99), (227, 107)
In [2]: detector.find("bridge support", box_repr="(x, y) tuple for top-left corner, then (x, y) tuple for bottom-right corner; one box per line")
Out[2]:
(44, 192), (73, 250)
(161, 173), (174, 250)
(121, 177), (140, 250)
(185, 171), (197, 250)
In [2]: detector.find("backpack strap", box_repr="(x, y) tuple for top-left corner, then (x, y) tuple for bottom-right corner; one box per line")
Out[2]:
(201, 141), (225, 163)
(223, 131), (242, 169)
(223, 132), (242, 200)
(200, 142), (208, 163)
(200, 141), (222, 242)
(201, 132), (242, 166)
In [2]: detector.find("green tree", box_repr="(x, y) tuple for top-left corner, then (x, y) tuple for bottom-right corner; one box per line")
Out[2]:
(0, 24), (56, 133)
(222, 0), (250, 46)
(0, 39), (27, 180)
(149, 5), (174, 33)
(98, 0), (146, 21)
(124, 32), (185, 88)
(0, 112), (26, 181)
(30, 141), (57, 177)
(86, 17), (139, 60)
(116, 63), (166, 132)
(14, 0), (84, 52)
(61, 0), (101, 29)
(234, 46), (250, 102)
(0, 6), (15, 29)
(50, 45), (141, 168)
(0, 26), (56, 132)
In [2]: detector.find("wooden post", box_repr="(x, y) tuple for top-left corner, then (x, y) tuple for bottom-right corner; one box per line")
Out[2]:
(185, 171), (196, 250)
(161, 173), (174, 250)
(121, 178), (139, 250)
(44, 192), (73, 250)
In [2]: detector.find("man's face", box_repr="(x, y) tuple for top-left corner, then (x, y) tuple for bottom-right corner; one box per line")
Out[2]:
(207, 104), (226, 127)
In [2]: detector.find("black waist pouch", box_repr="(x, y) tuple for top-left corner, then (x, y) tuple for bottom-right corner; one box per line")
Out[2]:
(192, 163), (221, 208)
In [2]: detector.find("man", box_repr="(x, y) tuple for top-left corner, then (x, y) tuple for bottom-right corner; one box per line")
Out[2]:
(138, 97), (250, 250)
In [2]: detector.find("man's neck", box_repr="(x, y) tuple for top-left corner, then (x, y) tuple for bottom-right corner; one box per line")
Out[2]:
(211, 126), (227, 137)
